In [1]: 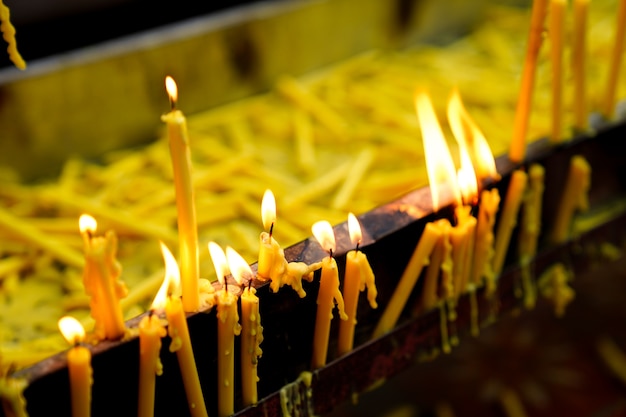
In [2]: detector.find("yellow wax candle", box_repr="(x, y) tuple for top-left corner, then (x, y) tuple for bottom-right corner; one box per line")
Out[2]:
(550, 155), (591, 244)
(209, 243), (242, 417)
(549, 0), (567, 143)
(337, 213), (378, 356)
(226, 246), (264, 407)
(572, 0), (589, 131)
(58, 317), (92, 417)
(0, 0), (26, 70)
(510, 0), (549, 163)
(79, 214), (127, 340)
(492, 170), (529, 280)
(311, 221), (348, 369)
(470, 188), (501, 292)
(373, 222), (442, 339)
(416, 219), (452, 314)
(450, 207), (476, 299)
(257, 189), (288, 284)
(602, 0), (626, 119)
(518, 164), (545, 264)
(161, 244), (208, 417)
(162, 76), (201, 313)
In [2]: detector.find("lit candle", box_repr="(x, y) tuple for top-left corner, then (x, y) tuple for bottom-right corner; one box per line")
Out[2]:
(137, 247), (169, 417)
(226, 247), (263, 407)
(470, 188), (501, 293)
(510, 0), (549, 163)
(79, 214), (127, 340)
(572, 0), (589, 131)
(208, 242), (242, 417)
(161, 243), (208, 417)
(449, 207), (475, 299)
(492, 170), (529, 281)
(162, 76), (201, 313)
(257, 189), (287, 285)
(550, 155), (591, 244)
(58, 316), (92, 417)
(602, 0), (626, 119)
(337, 213), (378, 356)
(416, 219), (452, 313)
(311, 220), (347, 369)
(549, 0), (566, 143)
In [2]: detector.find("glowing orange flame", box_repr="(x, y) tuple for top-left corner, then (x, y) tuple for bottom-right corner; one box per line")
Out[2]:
(456, 146), (478, 204)
(165, 76), (178, 104)
(312, 220), (336, 254)
(58, 316), (86, 345)
(447, 89), (498, 182)
(226, 246), (253, 286)
(78, 214), (97, 234)
(261, 189), (276, 232)
(415, 91), (462, 211)
(208, 241), (229, 285)
(347, 213), (362, 247)
(151, 241), (178, 310)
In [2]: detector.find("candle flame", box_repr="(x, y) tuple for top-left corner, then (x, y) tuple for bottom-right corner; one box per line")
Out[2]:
(447, 89), (498, 182)
(208, 241), (229, 285)
(159, 241), (181, 298)
(347, 212), (362, 247)
(226, 246), (253, 285)
(78, 214), (97, 234)
(415, 91), (462, 211)
(165, 76), (178, 104)
(261, 189), (276, 232)
(312, 220), (336, 254)
(457, 143), (478, 205)
(58, 316), (86, 346)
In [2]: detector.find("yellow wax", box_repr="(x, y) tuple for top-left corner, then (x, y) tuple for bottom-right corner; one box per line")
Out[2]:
(162, 109), (200, 313)
(337, 249), (377, 356)
(572, 0), (589, 131)
(417, 219), (451, 314)
(138, 314), (166, 417)
(470, 188), (501, 291)
(549, 0), (566, 143)
(518, 164), (545, 263)
(510, 0), (549, 163)
(551, 155), (591, 244)
(67, 345), (92, 417)
(493, 170), (528, 280)
(165, 297), (208, 417)
(372, 222), (442, 339)
(312, 256), (347, 369)
(0, 0), (26, 70)
(602, 0), (626, 119)
(82, 230), (127, 340)
(450, 207), (476, 299)
(0, 377), (28, 417)
(216, 289), (242, 417)
(257, 232), (287, 286)
(241, 287), (263, 407)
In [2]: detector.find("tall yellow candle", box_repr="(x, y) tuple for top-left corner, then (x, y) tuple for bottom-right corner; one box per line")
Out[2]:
(492, 170), (529, 280)
(79, 214), (127, 340)
(58, 316), (92, 417)
(510, 0), (549, 163)
(311, 221), (348, 369)
(209, 242), (242, 417)
(416, 219), (452, 314)
(161, 244), (208, 417)
(372, 222), (442, 339)
(337, 213), (378, 356)
(257, 189), (287, 285)
(602, 0), (626, 119)
(518, 164), (545, 264)
(549, 0), (567, 143)
(162, 76), (201, 313)
(470, 188), (501, 292)
(227, 247), (264, 407)
(572, 0), (589, 131)
(450, 207), (476, 299)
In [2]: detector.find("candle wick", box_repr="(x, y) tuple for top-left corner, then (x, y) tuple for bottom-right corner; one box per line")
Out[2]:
(269, 222), (274, 238)
(148, 309), (154, 318)
(248, 279), (253, 291)
(329, 248), (333, 259)
(169, 96), (176, 111)
(224, 278), (228, 293)
(355, 242), (360, 252)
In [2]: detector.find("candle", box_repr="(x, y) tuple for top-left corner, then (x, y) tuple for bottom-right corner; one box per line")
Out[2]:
(469, 188), (501, 293)
(509, 0), (549, 163)
(549, 0), (566, 143)
(518, 164), (545, 264)
(450, 207), (476, 299)
(162, 76), (201, 313)
(311, 220), (347, 369)
(0, 1), (26, 70)
(572, 0), (589, 131)
(602, 0), (626, 119)
(58, 316), (92, 417)
(79, 214), (127, 340)
(226, 247), (264, 407)
(492, 170), (529, 281)
(161, 244), (208, 417)
(0, 375), (28, 417)
(372, 222), (442, 339)
(208, 242), (242, 417)
(137, 248), (169, 417)
(337, 213), (378, 356)
(257, 189), (287, 285)
(550, 155), (591, 244)
(416, 219), (452, 314)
